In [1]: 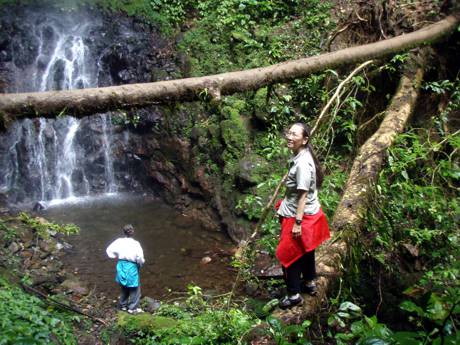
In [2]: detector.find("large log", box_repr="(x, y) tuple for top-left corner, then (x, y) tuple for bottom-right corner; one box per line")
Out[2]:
(0, 15), (458, 119)
(273, 49), (426, 322)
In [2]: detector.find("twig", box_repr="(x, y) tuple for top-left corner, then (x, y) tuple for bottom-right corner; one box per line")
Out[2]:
(375, 269), (383, 316)
(326, 23), (352, 51)
(440, 300), (460, 345)
(20, 283), (107, 325)
(311, 60), (374, 135)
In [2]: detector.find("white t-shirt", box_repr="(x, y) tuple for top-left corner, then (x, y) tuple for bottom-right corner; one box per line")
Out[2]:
(106, 237), (145, 265)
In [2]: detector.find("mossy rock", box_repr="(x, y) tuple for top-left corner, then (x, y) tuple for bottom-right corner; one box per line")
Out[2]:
(252, 87), (269, 123)
(220, 118), (249, 157)
(221, 105), (240, 121)
(223, 97), (247, 112)
(117, 313), (177, 333)
(237, 153), (270, 186)
(189, 126), (207, 141)
(223, 153), (239, 176)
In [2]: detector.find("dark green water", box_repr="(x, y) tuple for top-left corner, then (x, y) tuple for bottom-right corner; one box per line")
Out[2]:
(43, 194), (236, 299)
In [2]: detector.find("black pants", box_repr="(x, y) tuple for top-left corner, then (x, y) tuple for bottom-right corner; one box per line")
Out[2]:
(282, 250), (316, 295)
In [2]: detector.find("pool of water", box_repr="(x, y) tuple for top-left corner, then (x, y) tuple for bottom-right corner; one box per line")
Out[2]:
(43, 194), (237, 300)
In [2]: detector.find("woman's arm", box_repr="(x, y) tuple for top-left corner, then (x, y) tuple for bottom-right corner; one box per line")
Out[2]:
(292, 190), (308, 237)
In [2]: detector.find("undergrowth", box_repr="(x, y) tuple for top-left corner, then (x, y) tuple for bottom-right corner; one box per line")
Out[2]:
(0, 277), (78, 345)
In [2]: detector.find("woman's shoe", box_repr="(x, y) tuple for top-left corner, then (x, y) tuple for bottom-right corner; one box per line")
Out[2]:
(127, 308), (144, 314)
(279, 294), (304, 309)
(301, 280), (318, 296)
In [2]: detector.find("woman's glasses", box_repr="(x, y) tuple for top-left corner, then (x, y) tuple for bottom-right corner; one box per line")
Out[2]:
(284, 130), (302, 139)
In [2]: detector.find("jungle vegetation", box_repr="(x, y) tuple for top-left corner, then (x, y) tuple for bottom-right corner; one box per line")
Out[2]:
(0, 0), (459, 344)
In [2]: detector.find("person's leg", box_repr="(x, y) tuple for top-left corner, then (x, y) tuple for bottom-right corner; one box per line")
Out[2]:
(301, 250), (316, 281)
(284, 259), (303, 295)
(300, 250), (317, 295)
(280, 258), (304, 308)
(119, 285), (129, 310)
(127, 286), (141, 311)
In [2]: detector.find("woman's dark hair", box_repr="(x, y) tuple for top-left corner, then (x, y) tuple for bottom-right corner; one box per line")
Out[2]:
(292, 122), (324, 189)
(123, 224), (135, 237)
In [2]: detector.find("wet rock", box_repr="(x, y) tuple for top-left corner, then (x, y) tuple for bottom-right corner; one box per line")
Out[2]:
(252, 251), (283, 279)
(20, 250), (34, 259)
(18, 229), (34, 246)
(77, 334), (98, 345)
(32, 201), (46, 212)
(141, 296), (161, 313)
(29, 268), (58, 286)
(237, 153), (270, 187)
(61, 277), (89, 295)
(46, 259), (63, 273)
(200, 256), (212, 264)
(8, 241), (21, 253)
(244, 281), (260, 296)
(29, 257), (42, 269)
(39, 239), (56, 253)
(55, 241), (72, 252)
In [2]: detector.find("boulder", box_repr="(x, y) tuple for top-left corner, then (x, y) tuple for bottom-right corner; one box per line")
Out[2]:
(237, 153), (270, 187)
(141, 296), (161, 313)
(61, 277), (89, 295)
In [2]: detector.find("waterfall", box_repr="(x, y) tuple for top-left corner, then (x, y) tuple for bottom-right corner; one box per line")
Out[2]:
(0, 10), (119, 204)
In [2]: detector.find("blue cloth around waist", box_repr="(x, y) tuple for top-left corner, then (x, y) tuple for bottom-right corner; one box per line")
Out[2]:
(116, 260), (139, 287)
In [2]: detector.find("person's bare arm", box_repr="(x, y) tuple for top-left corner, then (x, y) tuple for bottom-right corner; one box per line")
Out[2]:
(292, 190), (307, 237)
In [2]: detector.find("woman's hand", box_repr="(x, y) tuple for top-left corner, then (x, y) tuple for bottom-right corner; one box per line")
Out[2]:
(292, 224), (302, 237)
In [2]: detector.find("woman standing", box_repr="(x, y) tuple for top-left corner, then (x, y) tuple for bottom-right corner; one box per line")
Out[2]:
(276, 123), (330, 309)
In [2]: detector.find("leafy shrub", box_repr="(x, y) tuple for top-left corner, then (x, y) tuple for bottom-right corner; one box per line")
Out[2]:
(120, 285), (258, 345)
(18, 212), (79, 239)
(0, 277), (77, 345)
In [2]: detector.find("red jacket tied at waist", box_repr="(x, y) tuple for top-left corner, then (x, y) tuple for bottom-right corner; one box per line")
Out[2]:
(275, 203), (330, 268)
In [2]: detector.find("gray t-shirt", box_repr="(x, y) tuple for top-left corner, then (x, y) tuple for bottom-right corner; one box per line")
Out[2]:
(277, 148), (320, 217)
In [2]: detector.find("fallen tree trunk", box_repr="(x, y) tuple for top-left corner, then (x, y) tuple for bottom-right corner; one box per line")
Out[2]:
(0, 15), (458, 120)
(274, 49), (426, 322)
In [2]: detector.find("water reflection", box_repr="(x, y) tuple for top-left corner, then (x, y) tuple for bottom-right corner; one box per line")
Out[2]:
(43, 194), (236, 299)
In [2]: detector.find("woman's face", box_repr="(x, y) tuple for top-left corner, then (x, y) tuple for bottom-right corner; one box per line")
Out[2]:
(285, 124), (307, 153)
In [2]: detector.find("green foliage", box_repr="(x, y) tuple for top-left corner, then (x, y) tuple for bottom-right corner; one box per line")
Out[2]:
(91, 0), (196, 34)
(328, 302), (394, 345)
(119, 285), (258, 345)
(111, 110), (141, 128)
(0, 277), (77, 345)
(0, 219), (17, 243)
(179, 0), (334, 76)
(220, 116), (249, 159)
(354, 117), (460, 343)
(18, 212), (79, 239)
(381, 53), (409, 74)
(368, 129), (459, 257)
(395, 253), (460, 344)
(266, 316), (312, 345)
(319, 156), (348, 219)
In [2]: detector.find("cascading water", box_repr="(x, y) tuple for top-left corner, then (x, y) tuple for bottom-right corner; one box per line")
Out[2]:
(0, 9), (118, 205)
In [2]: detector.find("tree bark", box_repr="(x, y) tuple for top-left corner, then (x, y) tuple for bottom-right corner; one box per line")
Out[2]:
(0, 15), (458, 120)
(273, 49), (426, 322)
